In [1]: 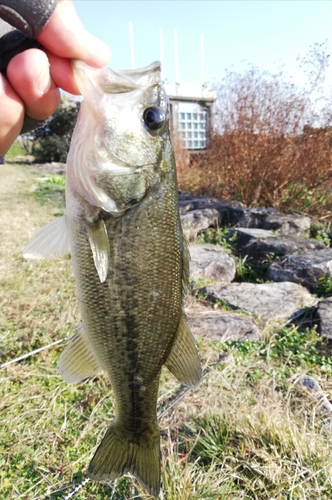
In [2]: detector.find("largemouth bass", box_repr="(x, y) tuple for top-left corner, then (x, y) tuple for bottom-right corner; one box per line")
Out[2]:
(23, 60), (202, 497)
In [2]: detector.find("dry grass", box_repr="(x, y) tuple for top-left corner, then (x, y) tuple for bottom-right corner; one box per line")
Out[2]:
(2, 164), (332, 499)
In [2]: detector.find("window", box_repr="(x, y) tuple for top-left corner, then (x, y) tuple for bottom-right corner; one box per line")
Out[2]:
(176, 107), (208, 150)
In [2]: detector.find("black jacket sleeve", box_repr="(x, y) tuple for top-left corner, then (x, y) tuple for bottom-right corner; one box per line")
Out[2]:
(0, 1), (60, 134)
(0, 0), (58, 39)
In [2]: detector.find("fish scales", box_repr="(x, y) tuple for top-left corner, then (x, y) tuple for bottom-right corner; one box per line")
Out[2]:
(70, 179), (183, 415)
(23, 60), (202, 497)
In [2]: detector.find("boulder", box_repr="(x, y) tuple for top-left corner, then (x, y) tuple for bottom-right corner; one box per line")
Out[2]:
(227, 227), (275, 248)
(30, 162), (66, 175)
(228, 228), (326, 264)
(235, 206), (278, 228)
(181, 209), (219, 240)
(178, 195), (310, 236)
(232, 207), (311, 236)
(178, 191), (193, 201)
(200, 281), (316, 321)
(179, 197), (244, 226)
(268, 249), (332, 288)
(179, 196), (225, 213)
(293, 374), (332, 414)
(189, 244), (236, 283)
(186, 303), (260, 341)
(262, 212), (311, 236)
(316, 298), (332, 339)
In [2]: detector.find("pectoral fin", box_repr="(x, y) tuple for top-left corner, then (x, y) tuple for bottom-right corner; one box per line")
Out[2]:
(165, 312), (202, 387)
(86, 219), (110, 283)
(58, 322), (102, 383)
(23, 215), (70, 259)
(182, 233), (190, 294)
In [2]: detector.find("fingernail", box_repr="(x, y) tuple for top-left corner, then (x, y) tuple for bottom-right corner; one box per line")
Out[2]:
(37, 65), (52, 93)
(84, 32), (111, 67)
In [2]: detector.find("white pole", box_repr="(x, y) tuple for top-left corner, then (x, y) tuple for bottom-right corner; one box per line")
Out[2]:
(200, 33), (205, 85)
(174, 29), (179, 84)
(129, 21), (135, 69)
(159, 27), (165, 81)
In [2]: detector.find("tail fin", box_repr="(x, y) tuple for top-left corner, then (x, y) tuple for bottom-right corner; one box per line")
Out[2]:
(88, 421), (161, 497)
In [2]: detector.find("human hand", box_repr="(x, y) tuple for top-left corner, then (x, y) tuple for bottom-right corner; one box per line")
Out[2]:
(0, 0), (111, 156)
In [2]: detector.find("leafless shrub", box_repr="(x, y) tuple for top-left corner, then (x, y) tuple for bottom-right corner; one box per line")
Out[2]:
(176, 41), (332, 220)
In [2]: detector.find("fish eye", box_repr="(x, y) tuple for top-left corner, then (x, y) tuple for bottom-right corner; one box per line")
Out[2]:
(143, 107), (165, 131)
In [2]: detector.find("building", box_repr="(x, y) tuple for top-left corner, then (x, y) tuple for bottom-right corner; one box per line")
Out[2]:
(165, 83), (216, 151)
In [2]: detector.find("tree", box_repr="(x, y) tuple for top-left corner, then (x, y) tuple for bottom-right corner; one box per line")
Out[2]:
(28, 98), (81, 163)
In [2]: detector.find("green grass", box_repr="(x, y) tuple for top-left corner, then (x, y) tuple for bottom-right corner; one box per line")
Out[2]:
(33, 175), (66, 215)
(5, 139), (26, 158)
(2, 164), (332, 499)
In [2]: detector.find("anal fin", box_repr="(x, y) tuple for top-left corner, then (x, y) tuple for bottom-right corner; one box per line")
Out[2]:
(165, 312), (202, 387)
(58, 322), (102, 383)
(86, 219), (110, 283)
(23, 215), (70, 259)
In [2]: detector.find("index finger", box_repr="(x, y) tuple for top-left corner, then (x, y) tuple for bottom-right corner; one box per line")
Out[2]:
(37, 0), (110, 68)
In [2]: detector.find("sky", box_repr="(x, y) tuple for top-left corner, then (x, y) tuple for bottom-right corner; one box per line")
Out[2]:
(73, 1), (332, 86)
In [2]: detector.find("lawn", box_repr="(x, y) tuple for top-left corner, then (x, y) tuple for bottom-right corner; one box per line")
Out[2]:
(1, 163), (332, 500)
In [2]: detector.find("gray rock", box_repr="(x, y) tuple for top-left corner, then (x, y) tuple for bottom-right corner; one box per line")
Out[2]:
(228, 228), (326, 263)
(235, 206), (278, 228)
(181, 208), (219, 240)
(263, 212), (311, 236)
(189, 244), (236, 283)
(234, 207), (311, 236)
(179, 197), (224, 213)
(178, 195), (311, 235)
(178, 191), (193, 201)
(186, 303), (260, 341)
(30, 162), (66, 176)
(316, 298), (332, 339)
(178, 196), (245, 224)
(227, 227), (275, 247)
(268, 249), (332, 288)
(293, 374), (332, 414)
(201, 281), (316, 320)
